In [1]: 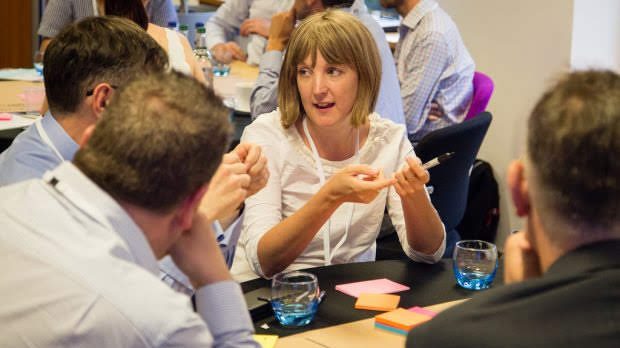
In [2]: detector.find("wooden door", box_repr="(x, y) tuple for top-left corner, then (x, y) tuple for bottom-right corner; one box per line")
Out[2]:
(0, 0), (34, 68)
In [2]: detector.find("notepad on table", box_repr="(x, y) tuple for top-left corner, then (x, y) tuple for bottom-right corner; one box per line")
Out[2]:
(374, 308), (434, 335)
(335, 278), (410, 298)
(355, 293), (401, 311)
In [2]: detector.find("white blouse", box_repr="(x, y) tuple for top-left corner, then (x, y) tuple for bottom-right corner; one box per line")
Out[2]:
(236, 111), (445, 278)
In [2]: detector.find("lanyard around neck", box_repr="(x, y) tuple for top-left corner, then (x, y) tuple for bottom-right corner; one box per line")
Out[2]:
(302, 117), (359, 265)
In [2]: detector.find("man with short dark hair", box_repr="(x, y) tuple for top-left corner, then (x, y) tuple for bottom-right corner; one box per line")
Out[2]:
(0, 16), (168, 186)
(407, 70), (620, 347)
(249, 0), (405, 125)
(0, 17), (269, 274)
(0, 71), (259, 347)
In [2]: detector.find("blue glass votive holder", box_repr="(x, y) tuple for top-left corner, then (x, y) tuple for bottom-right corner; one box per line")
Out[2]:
(453, 240), (498, 290)
(271, 271), (319, 327)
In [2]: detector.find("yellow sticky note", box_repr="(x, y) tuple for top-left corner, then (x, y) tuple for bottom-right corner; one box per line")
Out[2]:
(355, 293), (400, 311)
(253, 334), (278, 348)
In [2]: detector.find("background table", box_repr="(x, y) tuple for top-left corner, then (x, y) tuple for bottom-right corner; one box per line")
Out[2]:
(214, 61), (259, 145)
(242, 258), (504, 337)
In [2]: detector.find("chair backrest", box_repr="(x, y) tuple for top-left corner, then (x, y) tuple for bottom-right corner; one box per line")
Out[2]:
(414, 112), (492, 232)
(465, 72), (494, 120)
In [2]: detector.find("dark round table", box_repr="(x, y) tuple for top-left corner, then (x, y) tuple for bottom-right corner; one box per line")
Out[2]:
(242, 258), (504, 337)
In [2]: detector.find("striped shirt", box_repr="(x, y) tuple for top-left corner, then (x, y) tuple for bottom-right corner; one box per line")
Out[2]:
(38, 0), (177, 38)
(395, 0), (474, 142)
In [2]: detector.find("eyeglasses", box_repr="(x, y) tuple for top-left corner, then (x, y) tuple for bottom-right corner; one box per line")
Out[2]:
(86, 84), (118, 96)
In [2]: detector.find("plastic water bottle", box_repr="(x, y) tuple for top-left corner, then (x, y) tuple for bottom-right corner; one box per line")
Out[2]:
(193, 22), (205, 49)
(193, 27), (213, 87)
(179, 24), (189, 38)
(167, 21), (178, 31)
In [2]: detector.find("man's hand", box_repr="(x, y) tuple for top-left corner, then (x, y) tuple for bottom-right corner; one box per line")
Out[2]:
(393, 156), (430, 198)
(200, 152), (250, 222)
(503, 230), (542, 284)
(325, 165), (395, 204)
(168, 212), (232, 289)
(266, 8), (296, 52)
(232, 142), (269, 198)
(212, 42), (246, 62)
(240, 18), (271, 38)
(428, 101), (444, 121)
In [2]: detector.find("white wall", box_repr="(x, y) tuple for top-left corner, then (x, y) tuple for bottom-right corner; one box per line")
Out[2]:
(571, 0), (620, 71)
(438, 0), (574, 246)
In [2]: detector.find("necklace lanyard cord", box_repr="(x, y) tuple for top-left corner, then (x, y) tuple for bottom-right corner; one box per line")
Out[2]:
(302, 117), (359, 265)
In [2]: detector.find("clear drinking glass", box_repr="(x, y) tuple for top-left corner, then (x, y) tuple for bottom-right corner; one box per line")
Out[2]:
(33, 50), (44, 76)
(271, 271), (319, 327)
(453, 240), (498, 290)
(211, 49), (231, 77)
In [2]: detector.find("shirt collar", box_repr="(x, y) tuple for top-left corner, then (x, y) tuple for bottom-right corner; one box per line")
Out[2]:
(41, 111), (79, 161)
(546, 240), (620, 278)
(401, 0), (438, 30)
(47, 162), (160, 276)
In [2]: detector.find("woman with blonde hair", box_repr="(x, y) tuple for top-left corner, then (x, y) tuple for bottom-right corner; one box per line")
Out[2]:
(236, 9), (445, 279)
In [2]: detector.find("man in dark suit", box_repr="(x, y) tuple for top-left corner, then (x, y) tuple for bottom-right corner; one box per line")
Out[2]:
(407, 70), (620, 347)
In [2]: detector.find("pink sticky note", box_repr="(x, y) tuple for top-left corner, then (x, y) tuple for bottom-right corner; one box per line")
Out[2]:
(335, 278), (410, 298)
(407, 306), (437, 318)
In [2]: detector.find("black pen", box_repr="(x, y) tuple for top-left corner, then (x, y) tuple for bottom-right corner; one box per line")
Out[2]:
(421, 152), (455, 170)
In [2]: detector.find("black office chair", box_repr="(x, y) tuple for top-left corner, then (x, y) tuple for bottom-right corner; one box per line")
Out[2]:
(415, 112), (492, 257)
(376, 112), (493, 260)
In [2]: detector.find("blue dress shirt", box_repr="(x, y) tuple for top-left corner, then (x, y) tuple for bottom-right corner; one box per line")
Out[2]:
(0, 163), (258, 347)
(0, 112), (78, 186)
(0, 112), (243, 274)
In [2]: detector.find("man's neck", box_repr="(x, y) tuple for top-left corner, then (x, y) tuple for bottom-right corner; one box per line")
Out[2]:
(531, 211), (618, 273)
(53, 110), (97, 145)
(119, 200), (175, 260)
(397, 0), (422, 17)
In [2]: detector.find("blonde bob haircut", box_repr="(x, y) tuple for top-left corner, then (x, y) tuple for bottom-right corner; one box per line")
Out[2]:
(278, 9), (381, 129)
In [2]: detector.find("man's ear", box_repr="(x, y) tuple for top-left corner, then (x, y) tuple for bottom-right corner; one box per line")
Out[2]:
(90, 83), (115, 119)
(78, 124), (96, 148)
(174, 184), (210, 232)
(508, 159), (530, 217)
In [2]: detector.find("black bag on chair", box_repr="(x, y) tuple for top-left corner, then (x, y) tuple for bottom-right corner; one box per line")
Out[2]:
(456, 159), (500, 243)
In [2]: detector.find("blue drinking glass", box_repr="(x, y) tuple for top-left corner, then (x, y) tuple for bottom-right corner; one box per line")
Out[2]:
(453, 240), (498, 290)
(271, 271), (319, 327)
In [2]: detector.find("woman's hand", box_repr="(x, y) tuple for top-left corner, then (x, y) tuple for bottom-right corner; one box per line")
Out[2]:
(324, 165), (395, 205)
(394, 156), (429, 199)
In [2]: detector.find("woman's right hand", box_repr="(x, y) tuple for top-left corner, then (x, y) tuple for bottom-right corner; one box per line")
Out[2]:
(324, 165), (395, 205)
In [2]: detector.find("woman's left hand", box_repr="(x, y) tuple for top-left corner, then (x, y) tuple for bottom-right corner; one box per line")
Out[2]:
(394, 156), (430, 198)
